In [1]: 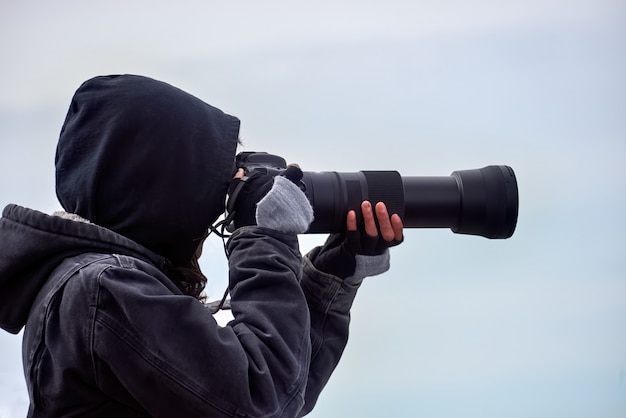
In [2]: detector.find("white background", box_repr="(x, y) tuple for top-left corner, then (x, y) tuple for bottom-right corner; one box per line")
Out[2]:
(1, 1), (625, 416)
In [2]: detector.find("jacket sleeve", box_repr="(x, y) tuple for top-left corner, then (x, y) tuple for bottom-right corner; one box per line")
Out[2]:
(89, 227), (311, 418)
(297, 253), (365, 416)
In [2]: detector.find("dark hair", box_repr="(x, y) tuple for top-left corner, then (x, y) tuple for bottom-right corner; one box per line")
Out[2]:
(163, 256), (207, 301)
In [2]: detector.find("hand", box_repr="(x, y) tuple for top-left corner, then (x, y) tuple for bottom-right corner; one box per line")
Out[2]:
(345, 201), (403, 255)
(227, 168), (275, 229)
(309, 201), (404, 279)
(227, 165), (313, 233)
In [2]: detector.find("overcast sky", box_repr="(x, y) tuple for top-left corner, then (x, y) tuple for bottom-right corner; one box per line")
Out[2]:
(1, 1), (625, 417)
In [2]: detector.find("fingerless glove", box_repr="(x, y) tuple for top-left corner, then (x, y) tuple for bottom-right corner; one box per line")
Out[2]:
(228, 166), (313, 234)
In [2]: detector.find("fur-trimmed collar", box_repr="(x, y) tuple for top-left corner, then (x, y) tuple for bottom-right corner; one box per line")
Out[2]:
(52, 211), (92, 224)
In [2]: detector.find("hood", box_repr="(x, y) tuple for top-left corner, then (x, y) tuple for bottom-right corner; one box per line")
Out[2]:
(56, 75), (240, 265)
(0, 204), (170, 334)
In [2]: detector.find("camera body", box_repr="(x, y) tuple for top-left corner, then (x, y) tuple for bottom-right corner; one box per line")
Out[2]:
(235, 151), (518, 239)
(236, 152), (290, 177)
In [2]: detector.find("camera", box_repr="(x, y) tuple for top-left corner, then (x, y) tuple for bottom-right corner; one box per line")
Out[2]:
(235, 152), (518, 239)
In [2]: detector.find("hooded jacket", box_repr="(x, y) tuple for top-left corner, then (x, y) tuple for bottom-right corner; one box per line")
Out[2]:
(0, 75), (368, 417)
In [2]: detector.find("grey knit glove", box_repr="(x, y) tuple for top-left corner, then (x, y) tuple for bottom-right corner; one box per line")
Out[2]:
(228, 165), (314, 234)
(256, 174), (314, 234)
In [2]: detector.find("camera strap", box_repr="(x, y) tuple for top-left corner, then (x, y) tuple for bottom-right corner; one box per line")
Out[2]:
(223, 171), (264, 232)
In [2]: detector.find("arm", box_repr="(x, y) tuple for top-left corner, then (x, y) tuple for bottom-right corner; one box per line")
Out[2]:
(298, 202), (404, 415)
(90, 228), (310, 418)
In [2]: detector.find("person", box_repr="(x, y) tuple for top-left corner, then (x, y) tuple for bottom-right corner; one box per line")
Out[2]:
(0, 74), (403, 417)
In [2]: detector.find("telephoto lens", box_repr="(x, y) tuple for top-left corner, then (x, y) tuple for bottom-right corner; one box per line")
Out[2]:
(235, 152), (519, 239)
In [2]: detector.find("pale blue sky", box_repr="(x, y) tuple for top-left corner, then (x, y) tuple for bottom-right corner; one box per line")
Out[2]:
(1, 1), (625, 417)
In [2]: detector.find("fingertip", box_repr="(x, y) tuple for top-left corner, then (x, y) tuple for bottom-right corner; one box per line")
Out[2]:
(391, 214), (404, 240)
(391, 213), (403, 227)
(375, 201), (389, 216)
(361, 201), (378, 237)
(346, 210), (357, 231)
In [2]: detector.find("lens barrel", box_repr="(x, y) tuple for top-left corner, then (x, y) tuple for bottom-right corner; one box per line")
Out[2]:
(302, 166), (518, 239)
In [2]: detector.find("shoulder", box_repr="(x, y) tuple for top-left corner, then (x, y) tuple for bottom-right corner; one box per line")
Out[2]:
(44, 253), (186, 359)
(59, 253), (181, 304)
(27, 253), (178, 331)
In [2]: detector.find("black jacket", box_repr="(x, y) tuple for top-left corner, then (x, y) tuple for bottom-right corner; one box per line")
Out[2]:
(0, 75), (368, 417)
(0, 204), (364, 417)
